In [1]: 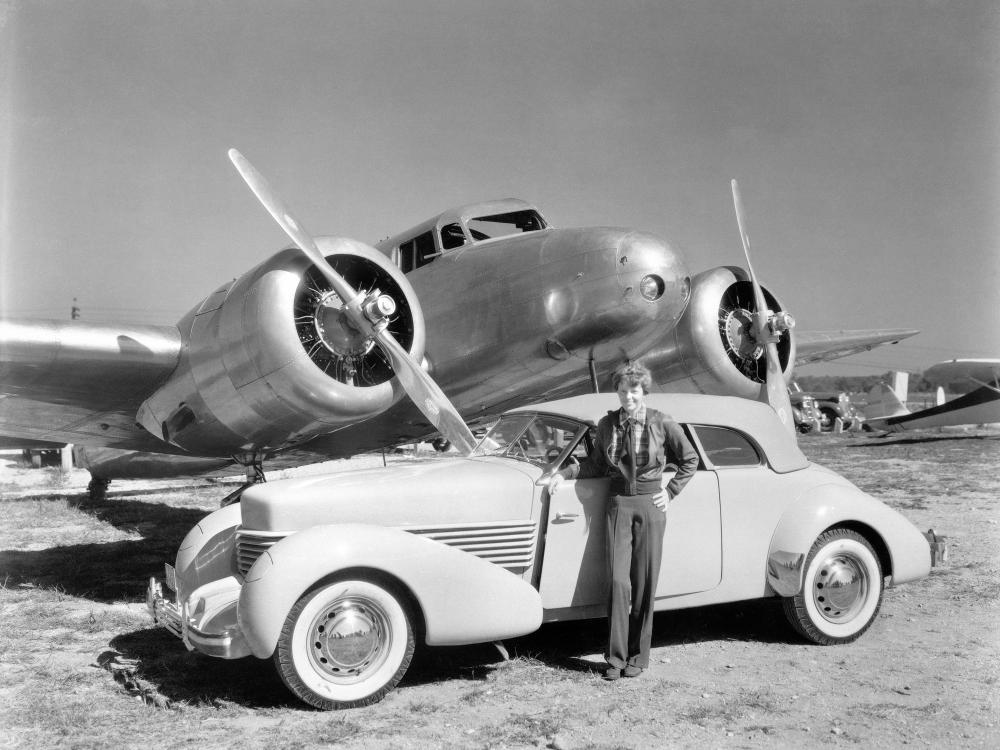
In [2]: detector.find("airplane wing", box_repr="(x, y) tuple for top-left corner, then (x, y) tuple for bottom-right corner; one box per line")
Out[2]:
(0, 318), (184, 452)
(793, 328), (919, 366)
(922, 358), (1000, 387)
(865, 383), (1000, 432)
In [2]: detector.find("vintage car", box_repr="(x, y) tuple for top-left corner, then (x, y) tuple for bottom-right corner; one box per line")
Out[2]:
(794, 387), (865, 432)
(147, 394), (941, 710)
(788, 390), (822, 433)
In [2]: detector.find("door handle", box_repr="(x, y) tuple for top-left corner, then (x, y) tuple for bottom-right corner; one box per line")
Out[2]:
(553, 512), (580, 522)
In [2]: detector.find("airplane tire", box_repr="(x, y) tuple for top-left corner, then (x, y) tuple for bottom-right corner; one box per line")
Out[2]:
(274, 578), (415, 709)
(783, 528), (883, 645)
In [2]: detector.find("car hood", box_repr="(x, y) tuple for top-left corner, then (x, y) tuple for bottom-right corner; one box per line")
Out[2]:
(240, 456), (540, 532)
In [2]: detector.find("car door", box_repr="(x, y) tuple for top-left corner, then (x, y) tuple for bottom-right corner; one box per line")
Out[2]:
(538, 427), (722, 613)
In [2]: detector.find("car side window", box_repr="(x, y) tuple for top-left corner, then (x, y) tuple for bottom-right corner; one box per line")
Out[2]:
(565, 428), (593, 465)
(690, 425), (761, 468)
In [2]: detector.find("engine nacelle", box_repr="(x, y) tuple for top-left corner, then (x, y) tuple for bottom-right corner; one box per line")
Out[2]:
(137, 237), (424, 457)
(644, 266), (796, 399)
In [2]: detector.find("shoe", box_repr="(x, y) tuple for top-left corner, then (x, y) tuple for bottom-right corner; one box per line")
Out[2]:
(623, 665), (644, 678)
(602, 666), (621, 681)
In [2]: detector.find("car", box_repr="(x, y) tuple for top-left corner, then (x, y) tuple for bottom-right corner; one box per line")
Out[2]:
(147, 393), (942, 710)
(788, 390), (822, 433)
(812, 391), (863, 431)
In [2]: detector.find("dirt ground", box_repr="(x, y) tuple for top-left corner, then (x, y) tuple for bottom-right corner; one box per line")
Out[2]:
(1, 430), (997, 749)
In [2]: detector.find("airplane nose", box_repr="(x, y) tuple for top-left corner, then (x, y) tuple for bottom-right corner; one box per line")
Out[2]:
(616, 231), (691, 331)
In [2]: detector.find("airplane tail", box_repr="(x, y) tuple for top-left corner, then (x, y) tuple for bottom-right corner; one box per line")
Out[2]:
(863, 382), (910, 422)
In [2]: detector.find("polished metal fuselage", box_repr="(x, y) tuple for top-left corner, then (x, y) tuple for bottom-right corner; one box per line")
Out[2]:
(410, 226), (689, 412)
(1, 218), (689, 470)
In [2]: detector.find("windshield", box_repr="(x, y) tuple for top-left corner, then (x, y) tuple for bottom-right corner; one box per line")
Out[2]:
(473, 413), (586, 468)
(467, 209), (547, 241)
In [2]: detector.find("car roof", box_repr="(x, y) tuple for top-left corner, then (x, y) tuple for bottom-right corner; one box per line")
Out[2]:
(508, 393), (809, 473)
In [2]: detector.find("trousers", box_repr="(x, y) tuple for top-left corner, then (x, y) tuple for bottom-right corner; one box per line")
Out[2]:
(605, 492), (665, 669)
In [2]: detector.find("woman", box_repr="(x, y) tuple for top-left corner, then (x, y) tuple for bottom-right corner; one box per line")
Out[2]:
(550, 361), (698, 680)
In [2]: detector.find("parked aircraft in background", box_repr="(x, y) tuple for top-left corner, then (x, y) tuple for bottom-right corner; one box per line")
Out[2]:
(0, 152), (917, 498)
(864, 359), (1000, 432)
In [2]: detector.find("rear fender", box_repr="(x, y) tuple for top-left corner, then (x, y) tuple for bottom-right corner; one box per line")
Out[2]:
(766, 484), (930, 596)
(238, 523), (543, 658)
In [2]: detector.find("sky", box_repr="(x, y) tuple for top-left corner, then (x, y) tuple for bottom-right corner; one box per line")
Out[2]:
(1, 0), (997, 376)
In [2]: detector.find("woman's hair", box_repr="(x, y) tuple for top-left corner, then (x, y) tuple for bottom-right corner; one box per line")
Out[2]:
(612, 360), (652, 394)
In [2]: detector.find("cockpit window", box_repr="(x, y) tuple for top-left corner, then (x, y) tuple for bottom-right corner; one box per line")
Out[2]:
(467, 210), (546, 242)
(473, 413), (585, 468)
(397, 231), (439, 273)
(440, 223), (468, 250)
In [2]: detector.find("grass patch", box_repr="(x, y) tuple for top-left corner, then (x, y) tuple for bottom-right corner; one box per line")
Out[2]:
(679, 688), (783, 727)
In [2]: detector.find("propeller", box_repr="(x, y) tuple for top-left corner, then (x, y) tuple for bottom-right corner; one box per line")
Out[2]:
(730, 179), (796, 434)
(228, 148), (478, 454)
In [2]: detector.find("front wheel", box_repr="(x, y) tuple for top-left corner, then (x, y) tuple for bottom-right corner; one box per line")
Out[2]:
(782, 528), (883, 645)
(274, 579), (415, 709)
(818, 407), (837, 432)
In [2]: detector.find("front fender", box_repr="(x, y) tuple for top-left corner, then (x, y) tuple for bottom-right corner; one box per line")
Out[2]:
(174, 502), (243, 601)
(766, 483), (931, 596)
(238, 523), (543, 658)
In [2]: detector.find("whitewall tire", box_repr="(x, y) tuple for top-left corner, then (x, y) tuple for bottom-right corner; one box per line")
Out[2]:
(274, 578), (415, 709)
(783, 528), (884, 645)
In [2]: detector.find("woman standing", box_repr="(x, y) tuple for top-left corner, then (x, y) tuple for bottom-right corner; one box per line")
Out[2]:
(549, 361), (698, 680)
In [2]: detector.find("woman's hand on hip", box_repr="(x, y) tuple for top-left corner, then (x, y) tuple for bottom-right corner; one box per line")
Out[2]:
(652, 491), (668, 512)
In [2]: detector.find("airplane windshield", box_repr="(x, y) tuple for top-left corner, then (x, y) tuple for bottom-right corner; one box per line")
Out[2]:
(467, 210), (547, 242)
(473, 413), (585, 468)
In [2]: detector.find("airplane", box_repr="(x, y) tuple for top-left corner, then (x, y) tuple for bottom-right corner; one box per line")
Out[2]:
(0, 152), (918, 500)
(863, 359), (1000, 432)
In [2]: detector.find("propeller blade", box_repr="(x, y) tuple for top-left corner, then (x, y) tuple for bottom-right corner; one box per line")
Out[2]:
(374, 330), (478, 454)
(228, 149), (360, 307)
(730, 180), (769, 326)
(730, 180), (795, 434)
(228, 148), (478, 453)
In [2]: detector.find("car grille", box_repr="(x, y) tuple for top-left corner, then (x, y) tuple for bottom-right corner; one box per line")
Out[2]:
(234, 520), (538, 576)
(403, 521), (538, 572)
(235, 529), (286, 575)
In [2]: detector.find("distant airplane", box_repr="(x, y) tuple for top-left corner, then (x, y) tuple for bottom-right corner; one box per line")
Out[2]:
(864, 359), (1000, 432)
(0, 151), (917, 499)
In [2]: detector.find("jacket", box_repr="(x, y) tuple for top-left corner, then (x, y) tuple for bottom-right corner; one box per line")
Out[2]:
(560, 407), (699, 497)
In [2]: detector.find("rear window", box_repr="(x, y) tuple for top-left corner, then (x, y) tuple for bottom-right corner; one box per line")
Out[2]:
(691, 425), (761, 468)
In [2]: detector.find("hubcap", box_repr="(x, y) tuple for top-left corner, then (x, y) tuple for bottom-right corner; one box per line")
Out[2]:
(811, 551), (869, 623)
(307, 596), (392, 683)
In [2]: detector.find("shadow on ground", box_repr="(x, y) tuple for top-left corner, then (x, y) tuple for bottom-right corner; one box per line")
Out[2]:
(0, 494), (208, 602)
(107, 599), (796, 710)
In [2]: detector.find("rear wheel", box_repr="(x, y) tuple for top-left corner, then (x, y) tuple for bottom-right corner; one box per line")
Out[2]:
(783, 528), (883, 645)
(274, 579), (414, 709)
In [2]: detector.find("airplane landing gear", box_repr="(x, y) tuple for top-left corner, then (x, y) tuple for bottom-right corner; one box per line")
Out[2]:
(221, 452), (266, 507)
(86, 476), (110, 504)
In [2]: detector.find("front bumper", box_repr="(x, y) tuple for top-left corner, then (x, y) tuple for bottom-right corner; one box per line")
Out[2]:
(145, 568), (252, 659)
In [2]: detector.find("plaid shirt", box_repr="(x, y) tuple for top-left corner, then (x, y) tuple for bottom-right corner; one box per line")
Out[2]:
(560, 404), (698, 498)
(609, 405), (650, 468)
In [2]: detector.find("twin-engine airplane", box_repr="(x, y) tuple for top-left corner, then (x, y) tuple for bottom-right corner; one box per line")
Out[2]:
(0, 151), (917, 498)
